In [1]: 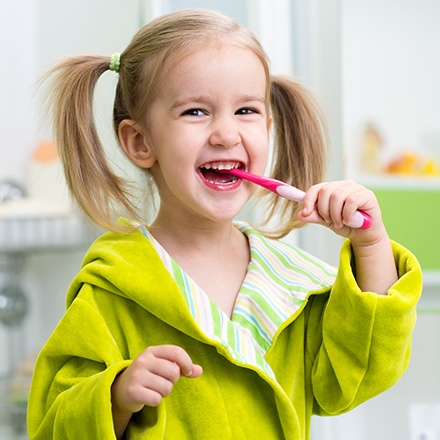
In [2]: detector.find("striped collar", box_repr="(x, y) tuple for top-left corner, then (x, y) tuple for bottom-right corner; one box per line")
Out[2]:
(138, 222), (336, 377)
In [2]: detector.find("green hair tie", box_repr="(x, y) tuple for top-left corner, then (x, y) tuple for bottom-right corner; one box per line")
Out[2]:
(109, 52), (121, 73)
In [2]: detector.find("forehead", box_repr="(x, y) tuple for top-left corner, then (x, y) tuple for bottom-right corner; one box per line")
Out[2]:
(159, 44), (268, 99)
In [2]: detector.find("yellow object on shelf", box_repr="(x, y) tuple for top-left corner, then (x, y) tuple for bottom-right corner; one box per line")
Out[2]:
(385, 152), (440, 177)
(31, 140), (58, 163)
(360, 122), (382, 174)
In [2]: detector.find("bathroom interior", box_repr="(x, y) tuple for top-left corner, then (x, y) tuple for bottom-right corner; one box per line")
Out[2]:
(0, 0), (439, 438)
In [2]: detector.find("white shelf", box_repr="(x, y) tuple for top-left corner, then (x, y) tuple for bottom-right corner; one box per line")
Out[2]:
(422, 270), (440, 288)
(353, 174), (440, 190)
(0, 213), (98, 254)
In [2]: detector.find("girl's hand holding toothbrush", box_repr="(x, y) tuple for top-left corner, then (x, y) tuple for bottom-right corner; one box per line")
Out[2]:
(297, 179), (384, 242)
(298, 179), (397, 295)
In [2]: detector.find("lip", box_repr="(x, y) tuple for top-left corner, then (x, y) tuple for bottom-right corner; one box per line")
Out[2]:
(197, 160), (245, 191)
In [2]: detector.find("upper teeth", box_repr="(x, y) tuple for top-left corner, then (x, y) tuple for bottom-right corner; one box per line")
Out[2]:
(201, 161), (241, 170)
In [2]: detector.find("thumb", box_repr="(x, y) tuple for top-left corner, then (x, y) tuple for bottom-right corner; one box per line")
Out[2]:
(186, 364), (203, 378)
(298, 207), (326, 226)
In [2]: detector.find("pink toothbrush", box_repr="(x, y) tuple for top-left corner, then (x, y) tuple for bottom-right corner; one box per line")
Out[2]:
(222, 168), (372, 229)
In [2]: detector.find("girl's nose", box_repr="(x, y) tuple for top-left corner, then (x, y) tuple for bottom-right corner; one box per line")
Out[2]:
(208, 117), (241, 148)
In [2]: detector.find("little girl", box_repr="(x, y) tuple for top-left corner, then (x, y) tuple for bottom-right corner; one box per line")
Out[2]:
(28, 9), (422, 440)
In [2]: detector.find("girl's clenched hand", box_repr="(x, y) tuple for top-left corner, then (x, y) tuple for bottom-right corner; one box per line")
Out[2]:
(111, 345), (202, 439)
(297, 180), (385, 245)
(298, 179), (397, 295)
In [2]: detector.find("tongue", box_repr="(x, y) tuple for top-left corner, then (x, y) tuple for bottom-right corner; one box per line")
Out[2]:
(201, 168), (235, 184)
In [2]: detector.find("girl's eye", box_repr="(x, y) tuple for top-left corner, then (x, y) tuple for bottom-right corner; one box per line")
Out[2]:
(236, 108), (257, 115)
(182, 108), (206, 117)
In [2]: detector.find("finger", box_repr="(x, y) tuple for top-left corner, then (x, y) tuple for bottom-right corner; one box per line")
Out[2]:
(299, 181), (351, 228)
(298, 206), (326, 225)
(328, 187), (351, 229)
(315, 181), (360, 228)
(142, 389), (164, 407)
(320, 182), (354, 227)
(148, 355), (203, 382)
(340, 188), (366, 227)
(301, 182), (324, 216)
(135, 383), (167, 407)
(147, 357), (181, 384)
(187, 364), (203, 378)
(312, 183), (340, 225)
(148, 345), (199, 378)
(141, 370), (175, 399)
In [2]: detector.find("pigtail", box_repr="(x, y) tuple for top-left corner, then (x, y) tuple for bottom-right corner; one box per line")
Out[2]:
(262, 75), (329, 238)
(42, 56), (140, 231)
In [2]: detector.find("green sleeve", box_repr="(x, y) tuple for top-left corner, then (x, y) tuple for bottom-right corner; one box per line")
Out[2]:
(27, 286), (132, 439)
(312, 240), (422, 415)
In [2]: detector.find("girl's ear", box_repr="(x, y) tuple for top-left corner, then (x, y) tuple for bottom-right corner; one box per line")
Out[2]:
(118, 120), (156, 168)
(267, 114), (273, 134)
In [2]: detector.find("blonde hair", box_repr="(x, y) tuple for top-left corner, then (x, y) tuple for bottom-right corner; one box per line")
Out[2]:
(43, 9), (327, 238)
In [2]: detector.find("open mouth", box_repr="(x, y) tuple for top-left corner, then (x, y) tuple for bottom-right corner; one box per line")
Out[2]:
(198, 161), (244, 185)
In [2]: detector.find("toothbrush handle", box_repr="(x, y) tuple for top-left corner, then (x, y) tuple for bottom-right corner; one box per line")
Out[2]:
(276, 185), (372, 229)
(225, 168), (372, 229)
(348, 210), (372, 229)
(276, 185), (306, 202)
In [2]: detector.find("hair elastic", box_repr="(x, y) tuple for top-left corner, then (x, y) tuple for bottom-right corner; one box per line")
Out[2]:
(109, 53), (121, 73)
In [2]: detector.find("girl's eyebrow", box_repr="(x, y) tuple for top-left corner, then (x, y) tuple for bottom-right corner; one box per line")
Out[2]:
(171, 94), (266, 109)
(171, 95), (212, 109)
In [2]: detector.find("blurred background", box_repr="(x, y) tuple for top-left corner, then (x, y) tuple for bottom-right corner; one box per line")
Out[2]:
(0, 0), (439, 438)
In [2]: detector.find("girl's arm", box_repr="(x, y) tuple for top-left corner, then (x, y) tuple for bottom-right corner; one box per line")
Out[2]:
(310, 238), (421, 415)
(350, 228), (397, 295)
(298, 180), (398, 295)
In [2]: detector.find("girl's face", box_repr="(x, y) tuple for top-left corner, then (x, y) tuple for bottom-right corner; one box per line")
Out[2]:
(144, 43), (271, 226)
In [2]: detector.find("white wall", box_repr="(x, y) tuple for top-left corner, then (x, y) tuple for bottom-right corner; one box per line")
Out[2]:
(342, 0), (440, 175)
(0, 0), (140, 375)
(0, 0), (138, 182)
(0, 0), (38, 184)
